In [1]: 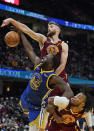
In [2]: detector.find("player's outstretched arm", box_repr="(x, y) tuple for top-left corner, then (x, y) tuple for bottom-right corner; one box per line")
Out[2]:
(21, 33), (41, 66)
(1, 18), (46, 49)
(49, 75), (74, 99)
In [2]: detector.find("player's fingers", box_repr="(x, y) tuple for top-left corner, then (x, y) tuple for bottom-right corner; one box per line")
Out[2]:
(1, 23), (6, 27)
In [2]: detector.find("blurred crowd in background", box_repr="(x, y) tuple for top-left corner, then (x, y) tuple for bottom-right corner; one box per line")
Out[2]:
(66, 38), (94, 80)
(0, 97), (29, 131)
(0, 19), (94, 130)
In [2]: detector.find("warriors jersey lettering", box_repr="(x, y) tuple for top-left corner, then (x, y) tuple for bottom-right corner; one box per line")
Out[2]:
(30, 73), (42, 91)
(21, 65), (56, 110)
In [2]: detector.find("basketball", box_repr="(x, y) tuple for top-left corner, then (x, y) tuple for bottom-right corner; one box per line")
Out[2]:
(4, 31), (20, 47)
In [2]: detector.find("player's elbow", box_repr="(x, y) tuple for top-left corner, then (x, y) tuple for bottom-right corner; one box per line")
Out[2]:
(68, 90), (74, 98)
(60, 82), (68, 92)
(62, 85), (74, 99)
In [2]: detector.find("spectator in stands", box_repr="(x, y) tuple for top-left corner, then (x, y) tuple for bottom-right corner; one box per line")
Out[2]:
(0, 97), (29, 130)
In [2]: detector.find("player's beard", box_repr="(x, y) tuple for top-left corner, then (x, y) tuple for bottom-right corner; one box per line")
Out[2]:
(47, 30), (56, 37)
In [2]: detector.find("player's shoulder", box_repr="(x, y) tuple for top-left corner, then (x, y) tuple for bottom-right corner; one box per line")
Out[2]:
(61, 41), (68, 51)
(62, 41), (68, 47)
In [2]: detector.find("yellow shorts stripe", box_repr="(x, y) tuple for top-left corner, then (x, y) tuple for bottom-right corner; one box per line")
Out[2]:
(29, 114), (40, 128)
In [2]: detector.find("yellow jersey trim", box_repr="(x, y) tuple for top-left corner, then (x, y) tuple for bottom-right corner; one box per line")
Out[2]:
(53, 41), (61, 45)
(61, 41), (63, 46)
(34, 64), (41, 70)
(49, 116), (54, 126)
(81, 112), (85, 118)
(40, 68), (54, 74)
(42, 89), (52, 103)
(53, 41), (59, 44)
(70, 108), (84, 118)
(70, 109), (79, 115)
(19, 100), (29, 114)
(46, 74), (56, 90)
(34, 64), (54, 74)
(66, 74), (68, 80)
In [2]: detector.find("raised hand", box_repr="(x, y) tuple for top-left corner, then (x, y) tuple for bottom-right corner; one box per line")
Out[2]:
(1, 18), (12, 27)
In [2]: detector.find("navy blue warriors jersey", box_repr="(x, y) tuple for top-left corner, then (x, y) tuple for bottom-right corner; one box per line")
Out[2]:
(21, 64), (56, 111)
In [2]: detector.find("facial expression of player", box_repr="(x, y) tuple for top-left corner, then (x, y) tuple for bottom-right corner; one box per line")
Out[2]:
(47, 24), (57, 37)
(41, 54), (54, 70)
(71, 92), (86, 106)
